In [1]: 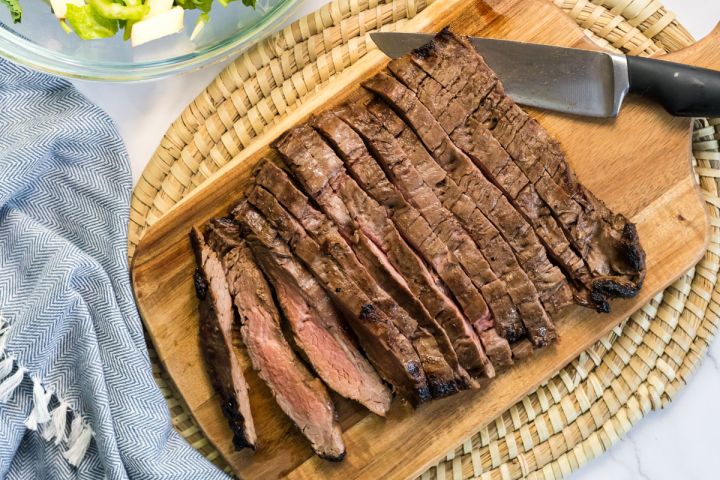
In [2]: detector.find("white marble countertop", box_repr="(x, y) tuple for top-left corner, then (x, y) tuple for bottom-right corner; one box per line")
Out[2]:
(71, 1), (720, 478)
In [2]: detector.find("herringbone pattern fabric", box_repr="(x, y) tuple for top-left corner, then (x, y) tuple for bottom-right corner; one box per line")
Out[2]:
(0, 57), (227, 479)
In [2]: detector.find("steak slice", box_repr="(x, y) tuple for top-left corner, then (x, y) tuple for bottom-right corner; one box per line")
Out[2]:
(293, 117), (490, 326)
(254, 159), (462, 397)
(190, 227), (257, 450)
(312, 112), (495, 379)
(205, 218), (392, 417)
(393, 30), (646, 310)
(237, 191), (430, 406)
(197, 226), (345, 460)
(367, 99), (557, 352)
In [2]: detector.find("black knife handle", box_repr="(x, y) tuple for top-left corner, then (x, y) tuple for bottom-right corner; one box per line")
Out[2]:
(627, 55), (720, 117)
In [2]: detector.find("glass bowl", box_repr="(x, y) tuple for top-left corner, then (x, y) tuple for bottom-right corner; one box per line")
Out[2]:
(0, 0), (300, 81)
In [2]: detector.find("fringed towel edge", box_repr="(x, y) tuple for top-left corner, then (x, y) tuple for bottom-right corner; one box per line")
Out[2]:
(0, 315), (94, 467)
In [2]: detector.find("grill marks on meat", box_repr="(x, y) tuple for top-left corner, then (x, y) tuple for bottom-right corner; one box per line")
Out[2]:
(312, 112), (495, 379)
(206, 217), (392, 417)
(363, 76), (571, 319)
(367, 99), (556, 354)
(192, 29), (646, 459)
(253, 158), (459, 398)
(363, 74), (559, 346)
(190, 228), (257, 450)
(390, 30), (645, 311)
(236, 188), (430, 406)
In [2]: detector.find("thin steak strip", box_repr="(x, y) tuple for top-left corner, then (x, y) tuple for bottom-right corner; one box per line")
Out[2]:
(207, 230), (345, 460)
(236, 192), (430, 406)
(205, 218), (392, 417)
(312, 112), (495, 378)
(190, 228), (257, 450)
(333, 105), (515, 367)
(396, 31), (645, 310)
(367, 99), (555, 352)
(253, 159), (458, 398)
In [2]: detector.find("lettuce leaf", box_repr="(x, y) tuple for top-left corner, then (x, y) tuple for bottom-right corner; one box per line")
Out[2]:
(87, 0), (148, 20)
(175, 0), (254, 14)
(66, 3), (118, 39)
(174, 0), (211, 12)
(1, 0), (22, 23)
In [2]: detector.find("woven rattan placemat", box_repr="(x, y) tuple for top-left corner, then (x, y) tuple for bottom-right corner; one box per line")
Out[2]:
(129, 1), (720, 477)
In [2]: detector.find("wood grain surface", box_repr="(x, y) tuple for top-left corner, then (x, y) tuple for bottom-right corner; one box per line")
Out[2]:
(131, 0), (720, 478)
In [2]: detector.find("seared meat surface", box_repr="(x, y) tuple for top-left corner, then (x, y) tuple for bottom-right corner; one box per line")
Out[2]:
(190, 29), (646, 462)
(190, 228), (257, 451)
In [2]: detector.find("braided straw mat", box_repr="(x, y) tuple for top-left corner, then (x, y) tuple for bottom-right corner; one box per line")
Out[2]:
(129, 1), (719, 477)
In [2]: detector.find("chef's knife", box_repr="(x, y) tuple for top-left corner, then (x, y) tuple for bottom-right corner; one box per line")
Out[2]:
(370, 32), (720, 118)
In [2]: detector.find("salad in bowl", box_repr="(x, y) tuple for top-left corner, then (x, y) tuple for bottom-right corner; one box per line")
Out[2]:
(0, 0), (298, 80)
(3, 0), (255, 46)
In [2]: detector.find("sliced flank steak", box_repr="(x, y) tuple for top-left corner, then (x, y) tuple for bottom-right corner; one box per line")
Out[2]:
(253, 158), (462, 397)
(390, 30), (646, 311)
(312, 111), (495, 378)
(363, 72), (572, 319)
(333, 104), (517, 368)
(237, 191), (430, 406)
(363, 74), (560, 346)
(367, 99), (556, 354)
(205, 217), (392, 417)
(203, 226), (345, 460)
(190, 227), (257, 451)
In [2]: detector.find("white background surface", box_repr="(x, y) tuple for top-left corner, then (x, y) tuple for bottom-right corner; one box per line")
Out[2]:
(71, 1), (720, 478)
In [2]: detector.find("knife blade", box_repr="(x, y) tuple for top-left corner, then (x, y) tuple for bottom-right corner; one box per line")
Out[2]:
(370, 32), (720, 118)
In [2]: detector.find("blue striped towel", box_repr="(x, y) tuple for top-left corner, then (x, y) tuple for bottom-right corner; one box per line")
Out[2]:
(0, 58), (228, 479)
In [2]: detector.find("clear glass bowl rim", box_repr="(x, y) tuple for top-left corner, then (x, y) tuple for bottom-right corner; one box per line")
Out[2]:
(0, 0), (300, 81)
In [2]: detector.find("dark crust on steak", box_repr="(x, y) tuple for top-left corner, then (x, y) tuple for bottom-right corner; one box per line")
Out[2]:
(254, 157), (462, 397)
(398, 30), (646, 312)
(190, 227), (257, 451)
(237, 188), (431, 406)
(311, 111), (495, 379)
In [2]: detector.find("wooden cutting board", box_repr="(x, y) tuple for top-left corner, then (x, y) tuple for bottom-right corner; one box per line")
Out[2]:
(132, 0), (720, 478)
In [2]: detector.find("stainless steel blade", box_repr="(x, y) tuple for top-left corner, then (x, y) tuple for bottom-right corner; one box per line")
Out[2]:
(370, 32), (630, 118)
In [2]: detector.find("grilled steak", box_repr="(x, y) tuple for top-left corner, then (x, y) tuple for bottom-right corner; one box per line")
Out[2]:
(363, 75), (560, 346)
(253, 158), (462, 397)
(194, 29), (646, 457)
(216, 232), (345, 460)
(363, 73), (572, 319)
(236, 193), (430, 406)
(366, 99), (555, 355)
(190, 228), (257, 450)
(335, 103), (528, 366)
(312, 111), (495, 379)
(387, 30), (646, 311)
(205, 218), (392, 417)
